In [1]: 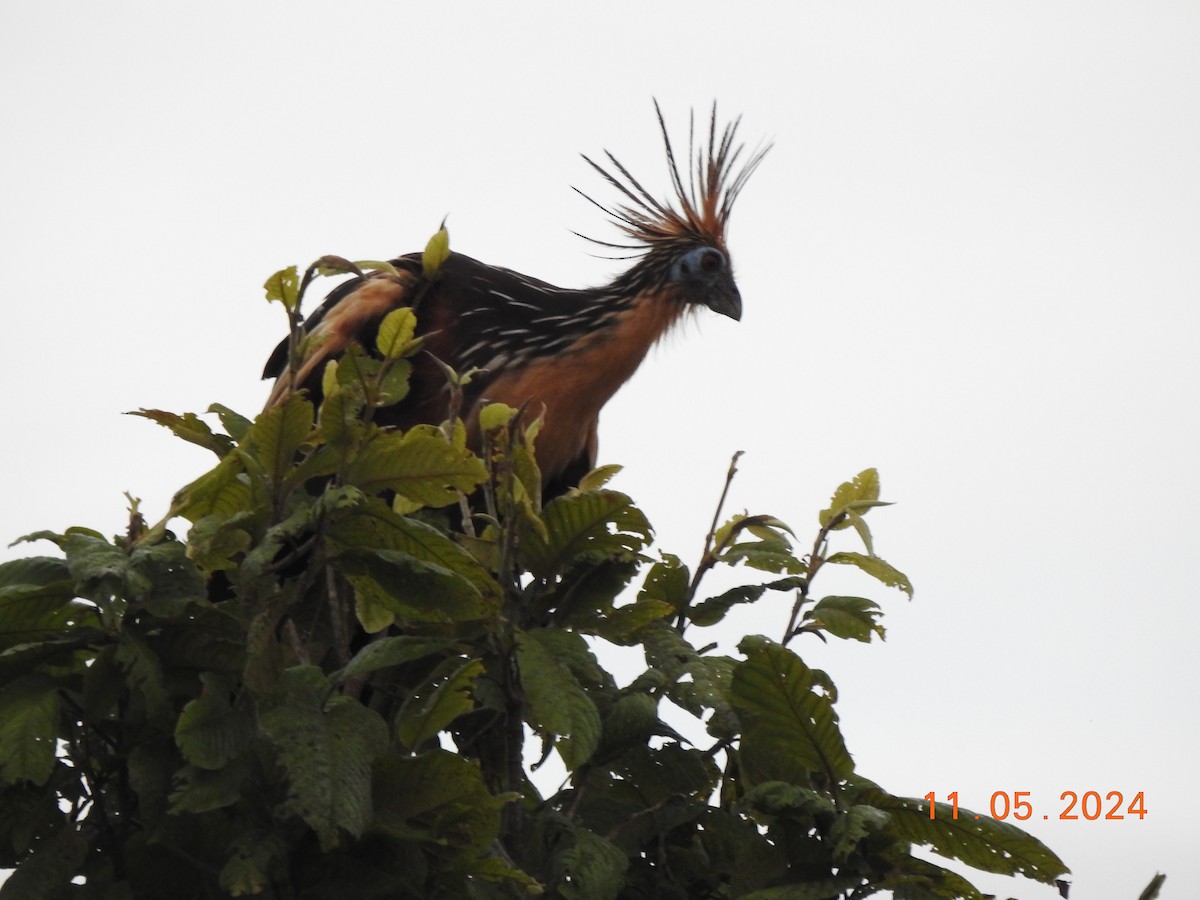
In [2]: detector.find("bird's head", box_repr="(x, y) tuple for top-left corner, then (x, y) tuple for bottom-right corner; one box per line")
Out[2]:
(576, 101), (768, 321)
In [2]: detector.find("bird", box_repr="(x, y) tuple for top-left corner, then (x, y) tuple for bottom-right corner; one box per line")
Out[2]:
(262, 102), (768, 500)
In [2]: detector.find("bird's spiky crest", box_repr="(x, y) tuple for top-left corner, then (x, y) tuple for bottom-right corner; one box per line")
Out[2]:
(576, 101), (769, 258)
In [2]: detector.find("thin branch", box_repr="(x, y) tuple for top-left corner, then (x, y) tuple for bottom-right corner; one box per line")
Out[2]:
(675, 450), (743, 631)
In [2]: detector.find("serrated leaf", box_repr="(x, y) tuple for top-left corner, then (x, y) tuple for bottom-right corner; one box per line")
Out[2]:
(584, 597), (674, 643)
(804, 596), (885, 642)
(127, 539), (206, 617)
(338, 547), (495, 629)
(372, 749), (505, 853)
(375, 307), (418, 360)
(259, 666), (389, 851)
(557, 826), (628, 900)
(0, 674), (60, 785)
(129, 409), (234, 458)
(186, 512), (254, 572)
(175, 674), (254, 770)
(344, 429), (488, 508)
(826, 551), (913, 598)
(637, 553), (689, 610)
(829, 804), (891, 863)
(820, 469), (881, 529)
(691, 576), (806, 627)
(172, 454), (255, 525)
(327, 499), (501, 599)
(263, 265), (300, 311)
(218, 826), (289, 897)
(242, 393), (314, 492)
(577, 463), (622, 492)
(732, 637), (853, 785)
(517, 629), (601, 769)
(855, 780), (1070, 885)
(521, 489), (652, 580)
(422, 222), (450, 279)
(0, 557), (78, 649)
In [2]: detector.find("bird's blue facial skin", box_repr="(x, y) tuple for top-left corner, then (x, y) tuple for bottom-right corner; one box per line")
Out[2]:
(671, 246), (727, 283)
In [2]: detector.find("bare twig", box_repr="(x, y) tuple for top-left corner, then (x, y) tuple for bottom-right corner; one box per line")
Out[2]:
(675, 450), (743, 631)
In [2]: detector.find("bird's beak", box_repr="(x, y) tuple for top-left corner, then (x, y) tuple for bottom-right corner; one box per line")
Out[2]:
(705, 284), (743, 321)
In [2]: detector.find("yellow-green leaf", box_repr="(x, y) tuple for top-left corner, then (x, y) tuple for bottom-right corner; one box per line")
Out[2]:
(422, 222), (450, 279)
(263, 266), (300, 311)
(375, 308), (418, 360)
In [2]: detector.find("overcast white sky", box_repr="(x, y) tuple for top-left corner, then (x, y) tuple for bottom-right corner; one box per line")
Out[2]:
(2, 2), (1197, 896)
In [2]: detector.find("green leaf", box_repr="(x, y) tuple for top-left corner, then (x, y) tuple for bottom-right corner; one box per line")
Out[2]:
(127, 539), (206, 617)
(740, 875), (866, 900)
(637, 553), (689, 611)
(820, 468), (883, 528)
(825, 551), (914, 598)
(691, 576), (806, 627)
(557, 826), (628, 900)
(327, 500), (501, 597)
(732, 637), (854, 785)
(0, 818), (89, 898)
(577, 463), (623, 492)
(742, 781), (837, 818)
(521, 489), (652, 580)
(174, 673), (255, 770)
(422, 222), (451, 279)
(0, 557), (78, 649)
(640, 623), (737, 737)
(218, 825), (288, 897)
(583, 596), (674, 643)
(875, 855), (986, 899)
(355, 258), (400, 276)
(242, 393), (314, 492)
(375, 306), (418, 360)
(0, 674), (60, 785)
(1139, 874), (1167, 900)
(263, 265), (301, 311)
(344, 428), (488, 508)
(517, 629), (602, 769)
(803, 596), (885, 642)
(129, 409), (234, 458)
(395, 656), (484, 750)
(259, 666), (389, 851)
(207, 403), (252, 442)
(114, 632), (171, 723)
(338, 547), (495, 629)
(477, 401), (518, 432)
(311, 254), (362, 277)
(828, 803), (890, 862)
(331, 635), (458, 684)
(372, 749), (506, 854)
(855, 780), (1070, 885)
(597, 692), (661, 760)
(169, 758), (250, 814)
(171, 454), (255, 524)
(61, 531), (129, 604)
(186, 512), (254, 572)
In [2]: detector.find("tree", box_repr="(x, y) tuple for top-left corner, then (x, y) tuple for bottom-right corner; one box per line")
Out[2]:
(0, 247), (1079, 899)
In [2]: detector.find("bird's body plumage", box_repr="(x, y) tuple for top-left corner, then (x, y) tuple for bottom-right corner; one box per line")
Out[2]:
(263, 104), (767, 498)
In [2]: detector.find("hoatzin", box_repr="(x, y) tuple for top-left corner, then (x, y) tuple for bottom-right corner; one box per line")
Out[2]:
(263, 103), (768, 499)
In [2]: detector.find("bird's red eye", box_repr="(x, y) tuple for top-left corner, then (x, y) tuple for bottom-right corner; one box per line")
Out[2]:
(700, 249), (723, 272)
